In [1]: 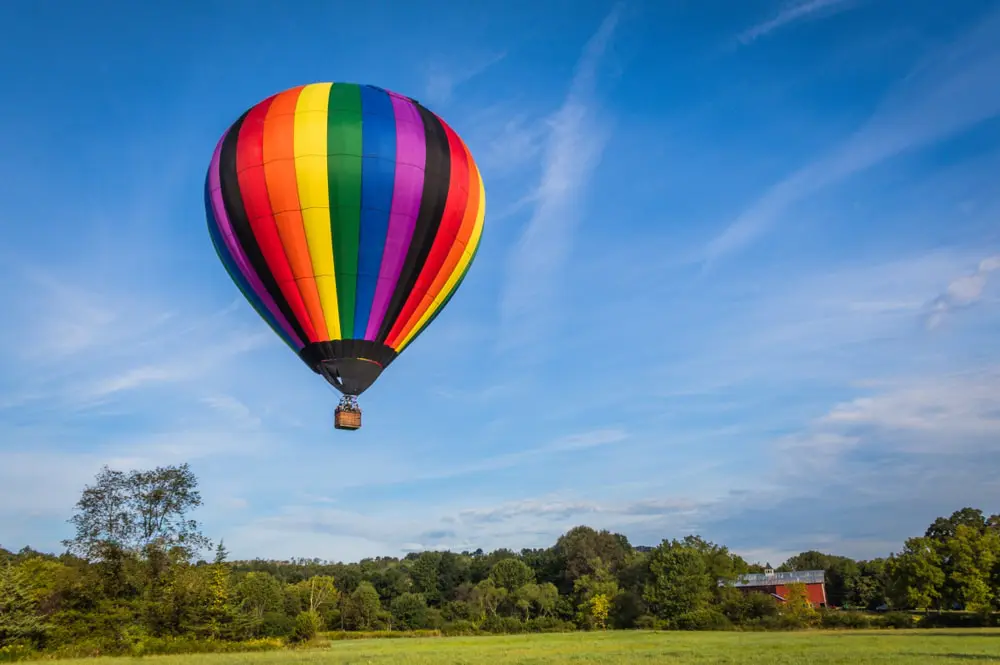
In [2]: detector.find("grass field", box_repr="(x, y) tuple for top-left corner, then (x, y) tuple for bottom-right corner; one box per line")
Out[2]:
(40, 629), (1000, 664)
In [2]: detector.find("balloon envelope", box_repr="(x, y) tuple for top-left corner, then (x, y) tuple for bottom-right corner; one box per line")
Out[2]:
(204, 83), (485, 396)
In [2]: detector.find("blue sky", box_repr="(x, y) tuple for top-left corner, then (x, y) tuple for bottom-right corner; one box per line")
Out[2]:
(1, 0), (999, 566)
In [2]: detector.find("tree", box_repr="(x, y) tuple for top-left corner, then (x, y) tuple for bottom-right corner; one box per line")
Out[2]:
(290, 575), (338, 615)
(941, 524), (1000, 612)
(64, 464), (210, 561)
(235, 572), (283, 620)
(780, 583), (818, 626)
(554, 526), (631, 592)
(207, 556), (232, 637)
(925, 508), (987, 542)
(589, 593), (611, 630)
(471, 578), (507, 620)
(62, 466), (132, 559)
(213, 540), (229, 565)
(348, 581), (381, 630)
(886, 537), (945, 610)
(643, 540), (713, 622)
(489, 558), (534, 593)
(0, 561), (48, 647)
(408, 552), (442, 604)
(390, 592), (428, 630)
(574, 558), (620, 628)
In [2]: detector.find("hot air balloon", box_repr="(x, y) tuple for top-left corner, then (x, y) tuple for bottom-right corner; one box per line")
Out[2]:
(204, 83), (486, 430)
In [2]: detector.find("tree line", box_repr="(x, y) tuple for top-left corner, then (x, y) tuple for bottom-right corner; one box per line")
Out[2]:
(1, 463), (998, 659)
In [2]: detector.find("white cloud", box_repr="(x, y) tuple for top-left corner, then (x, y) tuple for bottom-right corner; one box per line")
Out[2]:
(423, 51), (508, 107)
(926, 253), (1000, 328)
(737, 0), (858, 46)
(498, 3), (623, 357)
(706, 7), (1000, 265)
(200, 394), (262, 429)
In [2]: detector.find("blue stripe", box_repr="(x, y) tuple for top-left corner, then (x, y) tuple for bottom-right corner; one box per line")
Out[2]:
(204, 176), (299, 352)
(354, 85), (398, 339)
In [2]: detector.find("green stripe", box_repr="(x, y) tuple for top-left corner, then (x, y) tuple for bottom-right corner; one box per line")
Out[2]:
(327, 83), (363, 338)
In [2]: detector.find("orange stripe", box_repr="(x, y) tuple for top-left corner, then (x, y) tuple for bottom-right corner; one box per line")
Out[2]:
(390, 139), (480, 346)
(262, 87), (327, 338)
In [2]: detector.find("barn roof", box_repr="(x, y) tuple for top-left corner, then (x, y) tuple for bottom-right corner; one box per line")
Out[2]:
(722, 570), (825, 587)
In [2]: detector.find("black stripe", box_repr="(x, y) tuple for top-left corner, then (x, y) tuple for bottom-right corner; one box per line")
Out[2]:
(299, 340), (398, 370)
(218, 111), (310, 346)
(375, 103), (452, 342)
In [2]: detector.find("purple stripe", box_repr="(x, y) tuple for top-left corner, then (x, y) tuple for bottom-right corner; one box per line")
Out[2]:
(208, 130), (304, 348)
(364, 94), (427, 340)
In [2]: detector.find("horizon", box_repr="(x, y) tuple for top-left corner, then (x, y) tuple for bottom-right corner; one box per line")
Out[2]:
(1, 0), (999, 568)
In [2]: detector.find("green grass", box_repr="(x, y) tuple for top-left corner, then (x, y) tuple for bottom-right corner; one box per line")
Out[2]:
(43, 629), (1000, 664)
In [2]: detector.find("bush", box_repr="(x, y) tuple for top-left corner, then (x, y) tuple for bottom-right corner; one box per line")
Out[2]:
(873, 612), (915, 629)
(0, 644), (36, 663)
(291, 611), (322, 642)
(675, 609), (732, 631)
(441, 620), (480, 636)
(915, 611), (994, 629)
(819, 610), (872, 629)
(480, 615), (524, 634)
(260, 611), (296, 638)
(635, 615), (662, 630)
(525, 616), (576, 633)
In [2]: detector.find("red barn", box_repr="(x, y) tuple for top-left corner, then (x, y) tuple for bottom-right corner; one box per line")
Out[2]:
(724, 569), (828, 607)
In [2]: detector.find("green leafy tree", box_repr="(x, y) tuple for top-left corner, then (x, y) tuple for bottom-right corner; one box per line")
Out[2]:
(643, 540), (712, 622)
(235, 571), (283, 621)
(489, 558), (535, 593)
(290, 575), (338, 616)
(390, 592), (429, 630)
(347, 581), (382, 630)
(779, 582), (819, 626)
(0, 562), (48, 647)
(408, 552), (442, 604)
(573, 557), (619, 627)
(554, 526), (631, 592)
(941, 524), (1000, 612)
(471, 578), (507, 621)
(886, 537), (945, 610)
(63, 464), (210, 561)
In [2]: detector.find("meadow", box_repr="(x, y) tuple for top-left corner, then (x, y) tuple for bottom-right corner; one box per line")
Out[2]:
(40, 629), (1000, 664)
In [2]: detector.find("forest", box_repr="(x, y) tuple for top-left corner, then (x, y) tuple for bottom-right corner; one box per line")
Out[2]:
(1, 463), (998, 660)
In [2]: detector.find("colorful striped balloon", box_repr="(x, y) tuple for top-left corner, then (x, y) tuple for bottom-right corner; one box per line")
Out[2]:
(204, 82), (485, 398)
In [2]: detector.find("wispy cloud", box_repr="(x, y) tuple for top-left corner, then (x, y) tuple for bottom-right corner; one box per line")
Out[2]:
(423, 51), (508, 107)
(738, 0), (858, 46)
(705, 6), (1000, 265)
(498, 3), (624, 356)
(925, 254), (1000, 328)
(0, 258), (274, 415)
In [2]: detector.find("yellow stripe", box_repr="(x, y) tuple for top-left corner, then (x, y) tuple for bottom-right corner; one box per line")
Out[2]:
(293, 82), (340, 340)
(396, 168), (486, 352)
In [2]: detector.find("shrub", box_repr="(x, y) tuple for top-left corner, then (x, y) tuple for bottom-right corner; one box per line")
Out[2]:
(260, 611), (296, 638)
(441, 620), (480, 636)
(915, 612), (995, 629)
(635, 614), (667, 630)
(0, 644), (37, 663)
(874, 612), (915, 629)
(819, 610), (872, 629)
(291, 611), (322, 642)
(480, 615), (524, 634)
(675, 609), (732, 631)
(526, 616), (576, 633)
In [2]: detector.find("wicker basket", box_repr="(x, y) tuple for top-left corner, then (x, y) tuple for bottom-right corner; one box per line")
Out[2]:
(334, 408), (362, 430)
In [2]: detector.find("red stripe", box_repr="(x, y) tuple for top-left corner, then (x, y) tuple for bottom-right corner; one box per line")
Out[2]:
(386, 117), (470, 346)
(236, 96), (319, 342)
